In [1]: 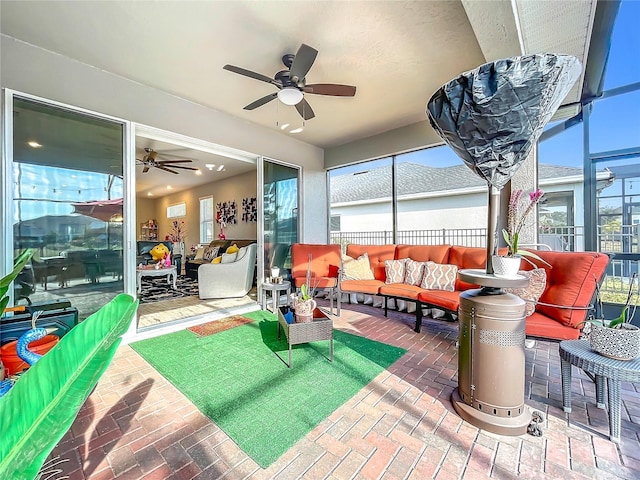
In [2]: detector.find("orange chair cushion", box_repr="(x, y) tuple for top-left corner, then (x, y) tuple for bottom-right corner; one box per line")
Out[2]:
(526, 312), (581, 340)
(524, 250), (609, 328)
(291, 243), (341, 289)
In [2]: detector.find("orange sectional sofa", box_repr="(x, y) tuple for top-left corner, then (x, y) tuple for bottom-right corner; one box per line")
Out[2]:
(340, 244), (609, 341)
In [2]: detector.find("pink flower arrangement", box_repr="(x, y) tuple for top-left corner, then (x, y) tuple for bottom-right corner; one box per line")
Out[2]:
(165, 219), (186, 243)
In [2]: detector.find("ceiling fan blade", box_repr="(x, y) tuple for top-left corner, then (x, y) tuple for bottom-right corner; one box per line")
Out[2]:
(162, 165), (198, 171)
(289, 44), (318, 83)
(156, 165), (179, 174)
(142, 164), (150, 173)
(244, 93), (278, 110)
(304, 83), (357, 97)
(223, 64), (278, 86)
(295, 98), (315, 120)
(157, 159), (192, 164)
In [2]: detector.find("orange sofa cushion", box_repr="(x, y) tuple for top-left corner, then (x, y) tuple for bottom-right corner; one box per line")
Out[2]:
(341, 279), (385, 295)
(417, 289), (461, 313)
(346, 244), (396, 282)
(448, 246), (487, 290)
(395, 244), (451, 264)
(378, 283), (423, 301)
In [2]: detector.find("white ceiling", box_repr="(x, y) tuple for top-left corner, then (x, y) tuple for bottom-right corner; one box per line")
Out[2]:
(1, 0), (597, 196)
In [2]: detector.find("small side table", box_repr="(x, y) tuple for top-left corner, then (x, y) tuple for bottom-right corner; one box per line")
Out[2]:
(262, 281), (291, 312)
(559, 339), (640, 443)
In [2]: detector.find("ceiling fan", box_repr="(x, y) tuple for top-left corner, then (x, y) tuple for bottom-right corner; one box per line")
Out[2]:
(136, 148), (197, 174)
(223, 43), (356, 120)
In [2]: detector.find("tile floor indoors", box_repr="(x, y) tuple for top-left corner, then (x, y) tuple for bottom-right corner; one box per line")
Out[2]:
(45, 299), (640, 480)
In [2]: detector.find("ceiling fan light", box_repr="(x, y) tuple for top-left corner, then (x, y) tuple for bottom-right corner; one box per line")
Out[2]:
(277, 87), (303, 106)
(289, 127), (304, 134)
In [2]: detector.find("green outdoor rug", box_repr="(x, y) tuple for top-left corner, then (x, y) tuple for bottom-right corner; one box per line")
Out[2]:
(130, 310), (406, 468)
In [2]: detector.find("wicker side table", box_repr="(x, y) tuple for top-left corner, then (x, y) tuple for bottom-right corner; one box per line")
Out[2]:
(277, 308), (333, 368)
(559, 339), (640, 443)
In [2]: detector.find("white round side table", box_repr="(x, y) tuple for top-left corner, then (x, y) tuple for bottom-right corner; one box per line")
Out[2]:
(262, 280), (291, 312)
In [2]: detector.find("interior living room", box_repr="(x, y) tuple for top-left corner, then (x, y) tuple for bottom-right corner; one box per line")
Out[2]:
(1, 1), (639, 479)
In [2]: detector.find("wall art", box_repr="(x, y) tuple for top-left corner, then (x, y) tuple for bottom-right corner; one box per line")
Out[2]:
(216, 200), (237, 225)
(242, 196), (257, 222)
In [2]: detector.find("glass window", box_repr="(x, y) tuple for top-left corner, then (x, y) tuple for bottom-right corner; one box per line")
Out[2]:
(589, 90), (640, 154)
(329, 157), (393, 245)
(395, 147), (487, 246)
(200, 196), (214, 243)
(167, 202), (186, 218)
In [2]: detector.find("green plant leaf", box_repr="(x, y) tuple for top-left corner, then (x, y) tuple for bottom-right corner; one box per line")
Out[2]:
(608, 307), (627, 328)
(0, 293), (138, 480)
(518, 249), (552, 267)
(0, 249), (34, 300)
(502, 229), (512, 247)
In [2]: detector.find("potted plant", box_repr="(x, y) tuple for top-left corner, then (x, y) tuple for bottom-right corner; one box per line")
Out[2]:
(494, 188), (551, 278)
(588, 272), (640, 360)
(294, 255), (317, 323)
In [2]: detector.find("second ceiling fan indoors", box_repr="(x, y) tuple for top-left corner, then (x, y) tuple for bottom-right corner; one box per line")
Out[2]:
(223, 43), (356, 121)
(137, 148), (197, 175)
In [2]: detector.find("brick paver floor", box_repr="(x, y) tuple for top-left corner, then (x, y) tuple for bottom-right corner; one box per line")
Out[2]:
(45, 300), (640, 479)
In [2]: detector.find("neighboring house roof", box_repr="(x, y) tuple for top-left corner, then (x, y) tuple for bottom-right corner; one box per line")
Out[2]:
(330, 163), (586, 204)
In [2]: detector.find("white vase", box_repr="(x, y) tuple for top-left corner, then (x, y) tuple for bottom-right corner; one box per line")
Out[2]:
(492, 255), (521, 279)
(294, 299), (317, 323)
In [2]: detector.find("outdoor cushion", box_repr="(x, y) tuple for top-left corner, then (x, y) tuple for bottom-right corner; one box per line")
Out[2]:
(421, 263), (458, 292)
(385, 259), (406, 284)
(341, 279), (384, 295)
(395, 244), (450, 264)
(503, 268), (547, 316)
(525, 311), (581, 340)
(346, 244), (395, 281)
(379, 283), (423, 300)
(418, 289), (461, 313)
(342, 253), (375, 280)
(403, 259), (429, 286)
(448, 246), (487, 290)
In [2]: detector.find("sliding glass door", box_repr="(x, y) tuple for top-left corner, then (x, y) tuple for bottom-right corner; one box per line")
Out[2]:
(7, 94), (127, 320)
(260, 158), (300, 293)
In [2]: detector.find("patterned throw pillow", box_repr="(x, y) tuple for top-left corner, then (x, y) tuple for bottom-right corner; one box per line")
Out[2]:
(421, 263), (458, 291)
(385, 259), (407, 284)
(503, 268), (547, 316)
(203, 246), (219, 262)
(404, 259), (430, 286)
(194, 247), (205, 260)
(342, 253), (375, 280)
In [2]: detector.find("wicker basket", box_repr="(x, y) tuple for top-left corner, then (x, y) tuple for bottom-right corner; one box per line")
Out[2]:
(590, 323), (640, 361)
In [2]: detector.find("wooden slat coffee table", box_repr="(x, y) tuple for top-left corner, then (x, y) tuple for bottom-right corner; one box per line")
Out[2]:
(277, 307), (333, 368)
